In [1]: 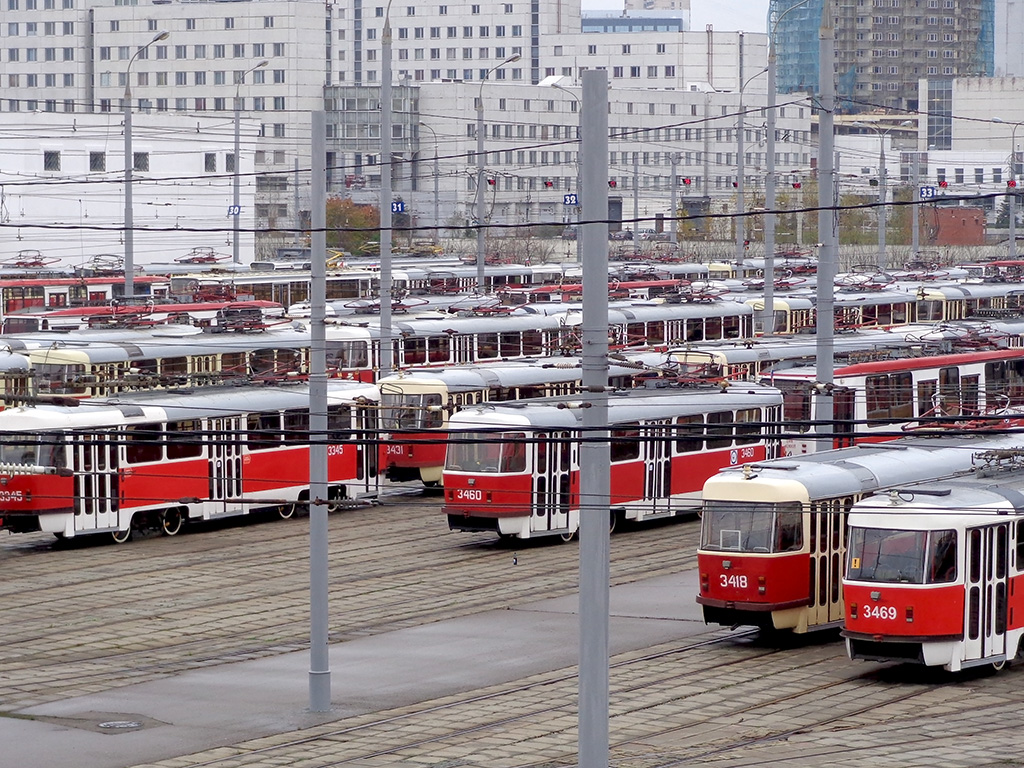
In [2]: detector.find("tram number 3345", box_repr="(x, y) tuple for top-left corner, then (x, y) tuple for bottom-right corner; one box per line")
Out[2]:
(720, 574), (748, 588)
(860, 604), (898, 620)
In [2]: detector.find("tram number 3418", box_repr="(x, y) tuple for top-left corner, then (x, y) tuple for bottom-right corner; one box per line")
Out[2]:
(860, 604), (898, 620)
(720, 574), (748, 588)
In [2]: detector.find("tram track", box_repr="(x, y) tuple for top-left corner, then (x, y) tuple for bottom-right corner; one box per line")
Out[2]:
(0, 493), (701, 709)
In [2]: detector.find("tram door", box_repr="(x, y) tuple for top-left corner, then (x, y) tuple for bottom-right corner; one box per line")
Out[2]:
(807, 502), (846, 627)
(208, 417), (243, 515)
(531, 432), (572, 534)
(354, 406), (379, 495)
(72, 431), (120, 533)
(642, 421), (671, 519)
(964, 524), (1009, 662)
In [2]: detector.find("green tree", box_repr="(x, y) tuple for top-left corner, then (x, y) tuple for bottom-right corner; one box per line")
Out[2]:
(326, 197), (380, 255)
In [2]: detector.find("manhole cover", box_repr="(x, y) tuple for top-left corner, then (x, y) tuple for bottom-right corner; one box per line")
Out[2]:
(98, 720), (142, 730)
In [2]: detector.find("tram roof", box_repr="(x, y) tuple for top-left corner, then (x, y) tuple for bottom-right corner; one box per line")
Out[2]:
(0, 380), (378, 430)
(447, 383), (782, 430)
(705, 433), (1024, 502)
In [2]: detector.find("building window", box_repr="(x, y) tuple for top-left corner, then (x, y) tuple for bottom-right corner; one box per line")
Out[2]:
(233, 44), (245, 57)
(205, 153), (217, 173)
(273, 43), (285, 56)
(273, 123), (285, 138)
(273, 96), (285, 110)
(186, 18), (196, 30)
(225, 18), (235, 29)
(44, 151), (61, 171)
(264, 16), (274, 28)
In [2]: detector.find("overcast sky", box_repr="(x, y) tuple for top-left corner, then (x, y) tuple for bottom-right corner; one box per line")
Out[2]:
(581, 0), (769, 33)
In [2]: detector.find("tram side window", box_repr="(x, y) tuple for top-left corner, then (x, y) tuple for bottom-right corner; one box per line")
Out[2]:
(610, 424), (641, 463)
(917, 299), (943, 322)
(626, 322), (646, 344)
(674, 414), (704, 453)
(890, 372), (913, 419)
(723, 314), (741, 339)
(499, 332), (521, 357)
(927, 530), (958, 583)
(522, 330), (543, 356)
(647, 321), (665, 344)
(221, 351), (247, 377)
(327, 405), (353, 440)
(403, 337), (427, 366)
(125, 424), (163, 464)
(166, 420), (203, 459)
(162, 357), (188, 381)
(734, 408), (760, 445)
(247, 412), (280, 450)
(282, 410), (309, 443)
(775, 506), (803, 552)
(251, 348), (276, 374)
(865, 375), (890, 420)
(427, 335), (451, 364)
(501, 435), (527, 473)
(478, 333), (499, 359)
(706, 411), (733, 449)
(705, 316), (723, 341)
(917, 379), (938, 417)
(961, 375), (980, 415)
(330, 341), (369, 370)
(938, 366), (960, 415)
(685, 319), (703, 342)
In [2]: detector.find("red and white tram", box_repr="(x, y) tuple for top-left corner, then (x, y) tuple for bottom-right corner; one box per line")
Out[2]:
(443, 383), (783, 540)
(0, 380), (379, 542)
(843, 454), (1024, 671)
(767, 348), (1024, 454)
(697, 433), (1024, 634)
(377, 352), (669, 484)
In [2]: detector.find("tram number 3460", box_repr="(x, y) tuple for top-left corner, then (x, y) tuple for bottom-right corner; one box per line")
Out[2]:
(455, 489), (483, 501)
(720, 574), (748, 588)
(860, 604), (898, 620)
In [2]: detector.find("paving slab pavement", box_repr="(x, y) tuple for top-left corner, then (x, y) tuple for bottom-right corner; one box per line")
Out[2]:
(1, 571), (708, 768)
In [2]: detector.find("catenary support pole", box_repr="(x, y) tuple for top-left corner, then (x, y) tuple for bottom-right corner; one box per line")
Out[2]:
(578, 67), (610, 768)
(308, 110), (331, 713)
(379, 14), (394, 378)
(814, 7), (836, 453)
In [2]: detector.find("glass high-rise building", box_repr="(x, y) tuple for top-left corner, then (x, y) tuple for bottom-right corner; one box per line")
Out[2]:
(770, 0), (995, 114)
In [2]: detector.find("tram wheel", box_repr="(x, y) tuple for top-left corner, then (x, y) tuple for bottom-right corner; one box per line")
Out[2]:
(278, 503), (299, 520)
(111, 528), (133, 544)
(161, 508), (185, 536)
(992, 658), (1008, 672)
(609, 510), (624, 535)
(558, 529), (577, 543)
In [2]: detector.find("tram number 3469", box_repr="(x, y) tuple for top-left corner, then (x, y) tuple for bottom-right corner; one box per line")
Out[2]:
(860, 604), (898, 620)
(455, 489), (483, 501)
(720, 574), (748, 588)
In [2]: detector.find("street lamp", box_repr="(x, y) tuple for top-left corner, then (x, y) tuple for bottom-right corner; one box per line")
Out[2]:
(994, 117), (1023, 259)
(853, 119), (913, 268)
(542, 77), (581, 261)
(476, 53), (521, 292)
(735, 66), (768, 266)
(123, 29), (169, 300)
(418, 121), (440, 242)
(233, 60), (268, 266)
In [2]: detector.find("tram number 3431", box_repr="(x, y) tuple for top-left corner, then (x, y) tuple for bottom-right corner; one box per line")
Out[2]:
(720, 574), (748, 588)
(860, 604), (898, 620)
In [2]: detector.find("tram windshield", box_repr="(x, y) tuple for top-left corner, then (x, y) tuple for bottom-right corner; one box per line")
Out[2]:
(445, 432), (527, 473)
(700, 500), (803, 553)
(847, 527), (957, 584)
(381, 392), (443, 430)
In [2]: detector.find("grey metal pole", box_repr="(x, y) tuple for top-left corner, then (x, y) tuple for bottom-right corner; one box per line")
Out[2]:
(121, 30), (169, 299)
(877, 132), (886, 268)
(911, 152), (920, 259)
(670, 153), (679, 246)
(233, 96), (241, 265)
(123, 89), (135, 300)
(814, 7), (836, 452)
(632, 151), (639, 236)
(578, 67), (610, 768)
(433, 145), (439, 240)
(763, 48), (777, 336)
(234, 61), (268, 266)
(308, 110), (331, 713)
(379, 15), (394, 377)
(1011, 126), (1018, 259)
(736, 94), (745, 265)
(475, 93), (486, 292)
